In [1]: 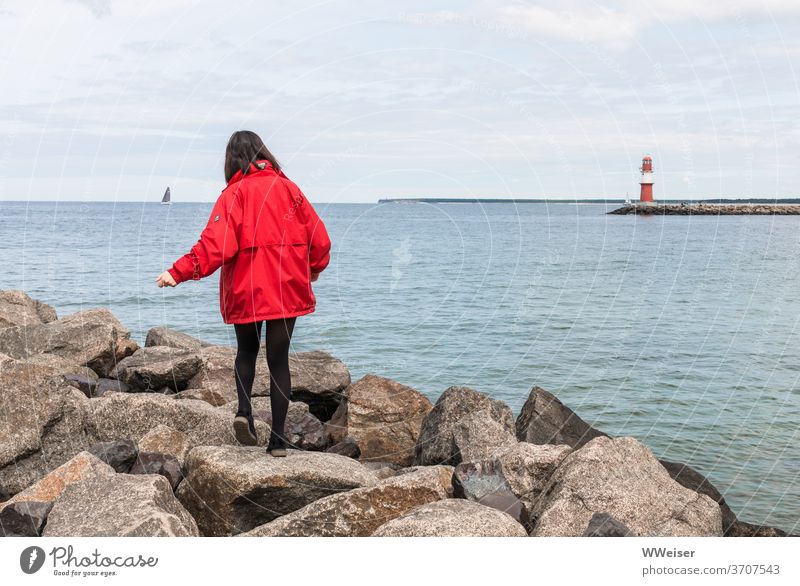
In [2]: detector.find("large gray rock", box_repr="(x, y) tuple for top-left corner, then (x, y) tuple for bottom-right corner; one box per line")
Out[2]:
(82, 391), (269, 447)
(176, 445), (377, 536)
(515, 386), (608, 448)
(0, 290), (57, 329)
(0, 452), (114, 510)
(413, 386), (514, 466)
(530, 436), (723, 536)
(145, 327), (208, 351)
(452, 410), (518, 463)
(138, 425), (192, 468)
(452, 442), (572, 532)
(110, 346), (203, 392)
(0, 308), (138, 377)
(0, 360), (91, 498)
(43, 472), (198, 536)
(659, 459), (737, 535)
(240, 465), (454, 537)
(371, 498), (528, 537)
(325, 375), (432, 466)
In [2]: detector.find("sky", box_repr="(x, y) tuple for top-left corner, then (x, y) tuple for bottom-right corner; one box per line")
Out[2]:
(0, 0), (798, 203)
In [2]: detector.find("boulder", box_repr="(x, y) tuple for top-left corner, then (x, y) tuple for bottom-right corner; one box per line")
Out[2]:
(185, 345), (239, 395)
(515, 386), (608, 448)
(240, 465), (453, 537)
(452, 410), (517, 463)
(659, 459), (737, 535)
(371, 498), (528, 537)
(0, 308), (138, 377)
(413, 386), (514, 466)
(530, 436), (723, 536)
(326, 437), (361, 459)
(145, 327), (207, 351)
(0, 290), (57, 329)
(64, 373), (98, 397)
(176, 445), (376, 536)
(43, 472), (198, 536)
(83, 391), (269, 447)
(452, 442), (571, 530)
(129, 452), (183, 491)
(362, 461), (401, 480)
(138, 425), (192, 468)
(582, 512), (636, 536)
(0, 361), (91, 497)
(109, 346), (202, 392)
(326, 375), (432, 466)
(88, 439), (138, 472)
(0, 501), (53, 536)
(218, 398), (326, 450)
(0, 452), (114, 510)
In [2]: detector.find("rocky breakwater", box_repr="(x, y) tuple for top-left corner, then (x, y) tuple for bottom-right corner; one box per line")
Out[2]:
(608, 202), (800, 215)
(0, 290), (793, 537)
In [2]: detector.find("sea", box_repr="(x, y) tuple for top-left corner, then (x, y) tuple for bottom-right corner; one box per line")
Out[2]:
(2, 200), (798, 533)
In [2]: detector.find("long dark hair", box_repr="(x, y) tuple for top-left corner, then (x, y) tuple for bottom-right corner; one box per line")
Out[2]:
(224, 130), (281, 183)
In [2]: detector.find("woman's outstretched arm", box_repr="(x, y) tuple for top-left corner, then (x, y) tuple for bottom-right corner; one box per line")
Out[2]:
(157, 190), (242, 287)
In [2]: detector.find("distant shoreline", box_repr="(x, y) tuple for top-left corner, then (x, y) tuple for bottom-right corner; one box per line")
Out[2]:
(377, 197), (800, 204)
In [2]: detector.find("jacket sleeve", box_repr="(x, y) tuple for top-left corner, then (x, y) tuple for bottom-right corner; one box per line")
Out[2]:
(300, 194), (331, 274)
(167, 190), (241, 284)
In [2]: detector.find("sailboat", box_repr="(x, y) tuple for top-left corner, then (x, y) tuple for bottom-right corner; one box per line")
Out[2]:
(161, 187), (171, 205)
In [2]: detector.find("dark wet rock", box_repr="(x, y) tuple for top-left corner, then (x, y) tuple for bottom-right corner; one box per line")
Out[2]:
(726, 520), (790, 537)
(325, 375), (432, 466)
(371, 498), (528, 537)
(87, 439), (138, 473)
(413, 386), (514, 466)
(326, 437), (361, 459)
(109, 346), (203, 392)
(64, 373), (98, 398)
(129, 452), (184, 491)
(0, 361), (91, 497)
(0, 290), (58, 329)
(43, 472), (198, 536)
(515, 386), (608, 448)
(583, 512), (636, 536)
(0, 501), (54, 536)
(138, 425), (192, 468)
(145, 326), (208, 351)
(176, 445), (376, 536)
(0, 308), (137, 377)
(95, 378), (131, 396)
(659, 459), (738, 535)
(531, 436), (723, 536)
(240, 466), (453, 537)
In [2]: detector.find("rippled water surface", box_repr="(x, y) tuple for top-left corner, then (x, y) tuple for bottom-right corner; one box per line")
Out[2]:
(2, 200), (798, 532)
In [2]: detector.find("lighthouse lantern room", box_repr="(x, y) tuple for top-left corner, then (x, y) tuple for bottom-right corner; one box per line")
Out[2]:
(639, 155), (654, 203)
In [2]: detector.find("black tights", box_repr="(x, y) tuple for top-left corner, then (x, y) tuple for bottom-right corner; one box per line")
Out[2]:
(233, 317), (296, 438)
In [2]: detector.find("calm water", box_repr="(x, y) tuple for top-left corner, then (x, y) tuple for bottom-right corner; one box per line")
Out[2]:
(2, 200), (798, 532)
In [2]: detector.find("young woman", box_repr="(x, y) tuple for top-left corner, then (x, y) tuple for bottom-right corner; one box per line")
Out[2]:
(155, 130), (331, 457)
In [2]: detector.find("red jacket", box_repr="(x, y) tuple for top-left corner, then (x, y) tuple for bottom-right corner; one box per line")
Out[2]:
(168, 160), (331, 324)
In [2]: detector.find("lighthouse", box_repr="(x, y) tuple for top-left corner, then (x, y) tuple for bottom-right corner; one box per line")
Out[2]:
(639, 155), (654, 203)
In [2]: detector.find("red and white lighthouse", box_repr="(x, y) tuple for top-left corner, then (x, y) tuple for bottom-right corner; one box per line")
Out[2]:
(639, 155), (654, 202)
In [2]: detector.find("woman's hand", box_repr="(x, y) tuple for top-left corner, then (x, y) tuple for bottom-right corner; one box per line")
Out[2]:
(156, 271), (177, 288)
(310, 271), (320, 282)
